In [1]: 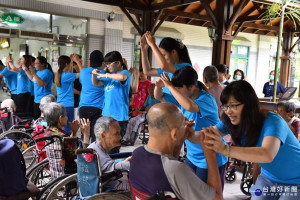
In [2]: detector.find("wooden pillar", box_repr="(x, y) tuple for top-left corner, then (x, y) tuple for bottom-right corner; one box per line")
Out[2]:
(279, 31), (294, 87)
(211, 0), (234, 66)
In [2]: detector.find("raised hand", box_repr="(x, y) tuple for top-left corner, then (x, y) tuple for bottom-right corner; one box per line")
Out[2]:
(140, 34), (149, 50)
(202, 126), (225, 154)
(144, 31), (156, 47)
(160, 72), (172, 89)
(155, 78), (165, 88)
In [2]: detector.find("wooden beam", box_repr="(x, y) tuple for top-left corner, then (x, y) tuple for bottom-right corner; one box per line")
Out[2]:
(82, 0), (144, 10)
(151, 9), (163, 33)
(199, 0), (218, 26)
(226, 0), (250, 31)
(152, 13), (170, 34)
(120, 7), (143, 35)
(289, 37), (300, 53)
(239, 4), (258, 18)
(233, 21), (245, 37)
(163, 9), (211, 21)
(243, 22), (279, 32)
(150, 0), (198, 10)
(236, 15), (261, 23)
(194, 0), (214, 14)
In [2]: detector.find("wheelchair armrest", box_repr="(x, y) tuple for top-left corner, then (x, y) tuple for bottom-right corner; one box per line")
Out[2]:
(101, 170), (123, 183)
(109, 152), (132, 159)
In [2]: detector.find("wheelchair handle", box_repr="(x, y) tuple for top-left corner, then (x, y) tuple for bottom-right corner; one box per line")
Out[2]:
(75, 148), (94, 155)
(35, 135), (62, 151)
(0, 107), (8, 112)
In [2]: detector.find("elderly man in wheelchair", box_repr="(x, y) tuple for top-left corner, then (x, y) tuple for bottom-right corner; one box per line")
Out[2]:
(87, 116), (131, 191)
(129, 103), (223, 200)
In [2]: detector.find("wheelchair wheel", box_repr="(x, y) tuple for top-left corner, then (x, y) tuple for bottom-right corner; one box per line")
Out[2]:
(86, 193), (131, 200)
(46, 173), (79, 200)
(0, 130), (35, 152)
(27, 159), (51, 189)
(22, 145), (38, 170)
(225, 169), (237, 183)
(37, 174), (71, 200)
(240, 178), (253, 196)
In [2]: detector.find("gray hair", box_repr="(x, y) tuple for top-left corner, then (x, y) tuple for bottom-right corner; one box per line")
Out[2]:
(94, 116), (118, 142)
(1, 99), (15, 110)
(40, 95), (56, 113)
(44, 102), (66, 127)
(203, 65), (219, 83)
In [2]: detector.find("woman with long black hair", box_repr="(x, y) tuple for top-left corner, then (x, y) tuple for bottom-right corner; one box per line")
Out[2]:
(55, 55), (82, 134)
(23, 56), (54, 119)
(196, 81), (300, 199)
(92, 51), (130, 143)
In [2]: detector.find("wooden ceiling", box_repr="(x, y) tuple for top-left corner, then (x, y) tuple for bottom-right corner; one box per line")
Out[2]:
(84, 0), (300, 36)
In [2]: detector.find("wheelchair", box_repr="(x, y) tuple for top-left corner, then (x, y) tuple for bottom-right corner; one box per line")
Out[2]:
(43, 148), (131, 200)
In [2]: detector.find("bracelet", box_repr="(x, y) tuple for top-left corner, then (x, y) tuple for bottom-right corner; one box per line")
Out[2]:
(105, 73), (108, 78)
(225, 144), (230, 159)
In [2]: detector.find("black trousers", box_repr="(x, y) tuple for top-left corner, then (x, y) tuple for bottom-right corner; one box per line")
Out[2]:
(33, 103), (41, 120)
(79, 106), (102, 143)
(16, 92), (31, 116)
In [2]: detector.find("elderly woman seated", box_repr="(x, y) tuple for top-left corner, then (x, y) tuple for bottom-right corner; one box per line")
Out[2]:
(88, 116), (131, 191)
(43, 102), (90, 179)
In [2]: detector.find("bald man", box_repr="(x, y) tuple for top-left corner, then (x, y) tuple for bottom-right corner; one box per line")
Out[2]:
(129, 103), (223, 200)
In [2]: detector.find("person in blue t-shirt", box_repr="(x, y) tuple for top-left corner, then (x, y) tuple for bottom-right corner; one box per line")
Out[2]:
(55, 55), (82, 134)
(154, 66), (227, 187)
(197, 81), (300, 199)
(263, 70), (285, 98)
(79, 50), (105, 143)
(6, 55), (32, 115)
(23, 56), (54, 120)
(141, 32), (192, 94)
(0, 65), (18, 103)
(92, 51), (130, 153)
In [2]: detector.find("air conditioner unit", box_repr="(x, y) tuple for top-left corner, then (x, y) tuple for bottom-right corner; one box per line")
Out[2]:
(0, 27), (11, 37)
(19, 30), (54, 41)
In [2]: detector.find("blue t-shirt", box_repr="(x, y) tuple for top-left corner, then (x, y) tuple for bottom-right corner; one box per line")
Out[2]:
(157, 63), (191, 94)
(216, 112), (300, 184)
(143, 95), (161, 108)
(164, 89), (227, 168)
(79, 67), (105, 109)
(263, 82), (285, 97)
(56, 72), (77, 107)
(101, 70), (130, 121)
(16, 68), (31, 94)
(0, 67), (17, 94)
(33, 69), (53, 103)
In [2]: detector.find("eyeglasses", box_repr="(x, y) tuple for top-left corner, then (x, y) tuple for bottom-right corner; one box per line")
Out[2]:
(220, 103), (243, 111)
(103, 61), (118, 67)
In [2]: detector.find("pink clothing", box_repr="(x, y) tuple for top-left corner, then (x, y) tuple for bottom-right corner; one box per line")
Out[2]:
(209, 84), (224, 118)
(132, 80), (152, 109)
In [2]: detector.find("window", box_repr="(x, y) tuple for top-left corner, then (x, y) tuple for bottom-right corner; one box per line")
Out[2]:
(230, 45), (250, 77)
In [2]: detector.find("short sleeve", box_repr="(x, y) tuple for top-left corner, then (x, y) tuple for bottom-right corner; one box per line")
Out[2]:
(163, 93), (180, 107)
(162, 156), (216, 200)
(62, 72), (76, 83)
(1, 67), (15, 77)
(194, 95), (218, 118)
(260, 113), (288, 145)
(143, 96), (150, 107)
(157, 68), (164, 76)
(39, 69), (52, 84)
(215, 120), (229, 135)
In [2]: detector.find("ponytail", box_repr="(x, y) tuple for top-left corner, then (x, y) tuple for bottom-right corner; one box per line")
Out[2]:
(55, 55), (71, 87)
(179, 45), (192, 65)
(46, 63), (54, 82)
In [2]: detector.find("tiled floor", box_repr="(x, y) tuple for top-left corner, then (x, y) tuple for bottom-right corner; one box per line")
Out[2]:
(121, 138), (250, 200)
